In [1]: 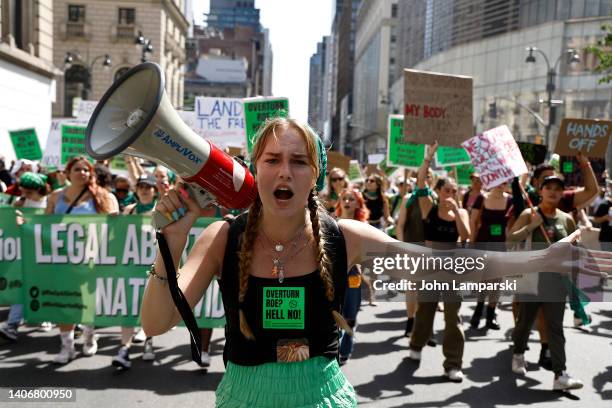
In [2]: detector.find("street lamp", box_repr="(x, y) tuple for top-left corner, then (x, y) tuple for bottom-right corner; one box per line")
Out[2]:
(135, 30), (154, 63)
(63, 51), (112, 100)
(524, 46), (580, 149)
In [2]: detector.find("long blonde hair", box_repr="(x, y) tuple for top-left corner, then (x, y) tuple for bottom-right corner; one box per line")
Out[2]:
(237, 118), (351, 340)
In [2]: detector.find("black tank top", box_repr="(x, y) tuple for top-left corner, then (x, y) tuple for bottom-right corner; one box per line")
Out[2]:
(218, 212), (348, 366)
(365, 194), (384, 221)
(423, 205), (459, 243)
(473, 195), (512, 243)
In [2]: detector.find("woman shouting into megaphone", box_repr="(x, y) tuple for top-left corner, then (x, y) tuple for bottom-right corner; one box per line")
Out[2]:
(142, 118), (610, 407)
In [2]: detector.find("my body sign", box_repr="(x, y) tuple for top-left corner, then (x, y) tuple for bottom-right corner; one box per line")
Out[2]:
(20, 215), (224, 327)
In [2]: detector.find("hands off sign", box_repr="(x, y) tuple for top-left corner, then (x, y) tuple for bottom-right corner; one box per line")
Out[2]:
(554, 118), (612, 158)
(462, 125), (527, 189)
(403, 69), (473, 147)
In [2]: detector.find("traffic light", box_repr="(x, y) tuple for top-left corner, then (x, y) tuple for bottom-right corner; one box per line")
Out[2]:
(488, 102), (497, 118)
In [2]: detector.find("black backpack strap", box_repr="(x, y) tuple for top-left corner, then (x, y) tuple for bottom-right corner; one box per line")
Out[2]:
(319, 212), (348, 312)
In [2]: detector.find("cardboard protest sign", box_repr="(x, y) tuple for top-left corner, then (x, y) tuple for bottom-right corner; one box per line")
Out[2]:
(461, 125), (528, 189)
(9, 128), (43, 161)
(560, 156), (606, 187)
(189, 97), (246, 149)
(60, 124), (93, 165)
(555, 118), (612, 158)
(327, 150), (351, 173)
(403, 69), (473, 147)
(387, 115), (425, 168)
(517, 142), (547, 165)
(435, 146), (471, 167)
(42, 118), (88, 171)
(243, 97), (289, 153)
(348, 160), (363, 181)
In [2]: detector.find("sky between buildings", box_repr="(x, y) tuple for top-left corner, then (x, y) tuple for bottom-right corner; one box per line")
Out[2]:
(192, 0), (333, 123)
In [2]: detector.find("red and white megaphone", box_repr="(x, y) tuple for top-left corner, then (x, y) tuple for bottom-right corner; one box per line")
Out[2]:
(85, 62), (257, 227)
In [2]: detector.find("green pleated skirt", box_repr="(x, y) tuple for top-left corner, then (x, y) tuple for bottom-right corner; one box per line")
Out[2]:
(215, 357), (357, 408)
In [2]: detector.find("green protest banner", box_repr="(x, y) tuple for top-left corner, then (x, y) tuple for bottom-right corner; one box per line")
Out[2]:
(20, 215), (224, 327)
(387, 115), (425, 168)
(61, 124), (92, 165)
(445, 164), (475, 186)
(9, 128), (43, 160)
(0, 208), (23, 304)
(435, 145), (471, 166)
(0, 193), (14, 207)
(243, 97), (289, 153)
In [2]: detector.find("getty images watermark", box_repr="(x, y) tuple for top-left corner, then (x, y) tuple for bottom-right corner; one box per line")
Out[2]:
(360, 241), (609, 303)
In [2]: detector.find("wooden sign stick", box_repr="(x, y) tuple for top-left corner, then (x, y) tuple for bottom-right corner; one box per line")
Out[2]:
(518, 183), (552, 245)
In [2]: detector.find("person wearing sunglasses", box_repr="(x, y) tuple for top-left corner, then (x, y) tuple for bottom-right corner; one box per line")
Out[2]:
(113, 175), (136, 213)
(363, 173), (394, 229)
(322, 167), (349, 214)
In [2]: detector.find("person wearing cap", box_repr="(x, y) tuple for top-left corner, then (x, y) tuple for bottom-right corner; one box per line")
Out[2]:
(508, 175), (584, 391)
(4, 159), (35, 197)
(112, 173), (158, 369)
(0, 171), (51, 342)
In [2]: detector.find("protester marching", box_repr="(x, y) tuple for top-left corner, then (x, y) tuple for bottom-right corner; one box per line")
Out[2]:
(1, 63), (612, 408)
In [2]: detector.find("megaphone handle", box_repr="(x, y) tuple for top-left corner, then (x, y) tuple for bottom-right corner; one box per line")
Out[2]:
(151, 183), (217, 230)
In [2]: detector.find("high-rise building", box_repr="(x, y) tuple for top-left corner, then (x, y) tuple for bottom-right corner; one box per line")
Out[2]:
(206, 0), (260, 32)
(0, 0), (60, 161)
(52, 0), (189, 117)
(351, 0), (398, 161)
(308, 39), (327, 134)
(185, 23), (271, 101)
(390, 0), (612, 160)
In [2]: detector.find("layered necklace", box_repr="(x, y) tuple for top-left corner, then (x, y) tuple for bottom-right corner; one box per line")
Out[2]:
(260, 226), (309, 283)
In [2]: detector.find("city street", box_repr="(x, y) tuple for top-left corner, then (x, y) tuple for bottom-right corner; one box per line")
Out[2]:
(2, 299), (611, 407)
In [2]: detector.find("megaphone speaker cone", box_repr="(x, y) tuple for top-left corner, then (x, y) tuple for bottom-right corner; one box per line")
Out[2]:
(86, 62), (257, 210)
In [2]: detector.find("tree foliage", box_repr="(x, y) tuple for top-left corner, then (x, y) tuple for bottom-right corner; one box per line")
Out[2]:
(587, 20), (612, 84)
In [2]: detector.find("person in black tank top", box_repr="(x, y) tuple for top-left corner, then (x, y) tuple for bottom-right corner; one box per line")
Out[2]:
(468, 183), (512, 331)
(409, 142), (470, 383)
(142, 121), (606, 404)
(363, 173), (393, 229)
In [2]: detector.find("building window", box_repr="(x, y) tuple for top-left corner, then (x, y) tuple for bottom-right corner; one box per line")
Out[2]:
(391, 3), (398, 18)
(68, 5), (86, 22)
(118, 8), (135, 25)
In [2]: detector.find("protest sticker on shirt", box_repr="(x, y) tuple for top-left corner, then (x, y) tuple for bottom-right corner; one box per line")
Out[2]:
(554, 118), (612, 158)
(403, 69), (473, 147)
(263, 287), (305, 330)
(461, 125), (528, 189)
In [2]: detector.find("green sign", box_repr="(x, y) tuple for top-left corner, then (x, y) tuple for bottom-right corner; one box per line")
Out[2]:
(0, 208), (23, 304)
(436, 146), (471, 166)
(0, 193), (14, 207)
(445, 164), (475, 186)
(378, 158), (397, 177)
(9, 128), (43, 160)
(348, 160), (363, 181)
(110, 155), (127, 171)
(387, 116), (426, 168)
(262, 286), (305, 329)
(61, 124), (92, 165)
(562, 161), (573, 173)
(12, 214), (224, 327)
(243, 98), (289, 153)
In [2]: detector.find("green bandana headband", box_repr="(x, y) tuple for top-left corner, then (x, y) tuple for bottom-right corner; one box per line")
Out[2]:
(19, 172), (47, 190)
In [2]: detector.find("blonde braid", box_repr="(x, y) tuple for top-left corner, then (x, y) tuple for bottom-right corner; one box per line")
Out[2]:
(237, 197), (262, 340)
(307, 191), (353, 336)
